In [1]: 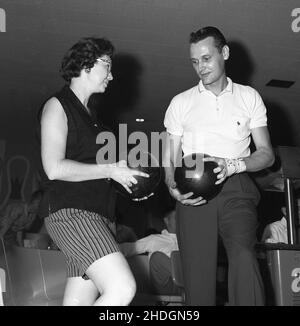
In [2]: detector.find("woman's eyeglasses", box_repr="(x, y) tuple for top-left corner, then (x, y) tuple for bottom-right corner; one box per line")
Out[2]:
(97, 57), (112, 74)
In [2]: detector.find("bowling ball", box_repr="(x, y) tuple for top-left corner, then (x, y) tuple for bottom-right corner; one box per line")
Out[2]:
(174, 153), (223, 200)
(113, 151), (162, 200)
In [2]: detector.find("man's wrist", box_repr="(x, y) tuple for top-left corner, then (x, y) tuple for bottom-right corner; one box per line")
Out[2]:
(225, 158), (246, 176)
(236, 158), (247, 173)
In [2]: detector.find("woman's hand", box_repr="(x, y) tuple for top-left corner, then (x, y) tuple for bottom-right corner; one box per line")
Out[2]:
(109, 160), (149, 194)
(132, 193), (154, 202)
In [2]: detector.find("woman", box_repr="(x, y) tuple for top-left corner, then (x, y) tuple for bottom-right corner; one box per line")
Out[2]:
(38, 37), (149, 306)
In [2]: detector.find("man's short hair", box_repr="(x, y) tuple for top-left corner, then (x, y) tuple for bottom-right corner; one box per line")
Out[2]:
(190, 26), (227, 52)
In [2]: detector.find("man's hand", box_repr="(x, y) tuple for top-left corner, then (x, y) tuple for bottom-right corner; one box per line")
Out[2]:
(168, 181), (207, 206)
(203, 156), (228, 185)
(203, 156), (246, 185)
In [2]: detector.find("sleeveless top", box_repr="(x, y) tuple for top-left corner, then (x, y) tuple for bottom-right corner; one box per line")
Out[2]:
(36, 86), (116, 221)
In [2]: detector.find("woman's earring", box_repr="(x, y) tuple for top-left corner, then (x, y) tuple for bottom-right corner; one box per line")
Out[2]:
(85, 68), (91, 73)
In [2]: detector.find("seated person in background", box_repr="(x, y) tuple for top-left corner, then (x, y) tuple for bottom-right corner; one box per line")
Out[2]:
(119, 227), (178, 258)
(261, 199), (300, 244)
(114, 222), (138, 244)
(262, 216), (287, 244)
(148, 209), (182, 295)
(0, 190), (43, 246)
(118, 209), (180, 295)
(253, 155), (300, 242)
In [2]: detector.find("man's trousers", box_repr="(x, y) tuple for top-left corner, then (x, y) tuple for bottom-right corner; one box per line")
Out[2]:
(176, 173), (265, 306)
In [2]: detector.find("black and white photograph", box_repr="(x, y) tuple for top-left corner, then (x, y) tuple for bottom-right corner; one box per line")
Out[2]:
(0, 0), (300, 310)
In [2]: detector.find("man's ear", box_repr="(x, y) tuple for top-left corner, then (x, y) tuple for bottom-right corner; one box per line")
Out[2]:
(222, 45), (230, 61)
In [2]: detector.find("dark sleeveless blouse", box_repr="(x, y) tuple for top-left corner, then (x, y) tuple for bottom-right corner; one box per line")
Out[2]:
(37, 86), (116, 221)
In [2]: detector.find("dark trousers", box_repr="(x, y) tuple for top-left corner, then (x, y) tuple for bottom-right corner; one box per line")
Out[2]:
(176, 173), (265, 306)
(149, 251), (181, 295)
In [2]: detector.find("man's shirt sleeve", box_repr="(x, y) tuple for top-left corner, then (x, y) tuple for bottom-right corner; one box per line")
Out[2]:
(249, 88), (268, 129)
(164, 96), (184, 136)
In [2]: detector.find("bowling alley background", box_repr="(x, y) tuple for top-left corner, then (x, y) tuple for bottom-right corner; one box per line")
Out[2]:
(0, 0), (300, 210)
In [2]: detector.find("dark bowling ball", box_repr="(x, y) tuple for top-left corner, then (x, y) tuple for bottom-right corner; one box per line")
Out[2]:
(174, 153), (223, 200)
(113, 151), (162, 200)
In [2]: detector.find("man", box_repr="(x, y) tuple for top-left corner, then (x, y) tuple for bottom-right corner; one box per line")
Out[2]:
(163, 26), (274, 306)
(118, 209), (179, 295)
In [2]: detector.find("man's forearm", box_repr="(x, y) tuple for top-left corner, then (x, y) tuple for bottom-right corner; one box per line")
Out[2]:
(243, 147), (275, 172)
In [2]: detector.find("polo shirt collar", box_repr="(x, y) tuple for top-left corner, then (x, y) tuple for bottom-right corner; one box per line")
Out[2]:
(198, 77), (233, 94)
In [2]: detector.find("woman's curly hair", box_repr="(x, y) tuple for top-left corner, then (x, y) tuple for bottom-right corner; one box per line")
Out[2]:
(60, 37), (114, 83)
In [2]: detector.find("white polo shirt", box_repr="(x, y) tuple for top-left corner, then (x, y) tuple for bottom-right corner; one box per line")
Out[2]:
(164, 78), (267, 159)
